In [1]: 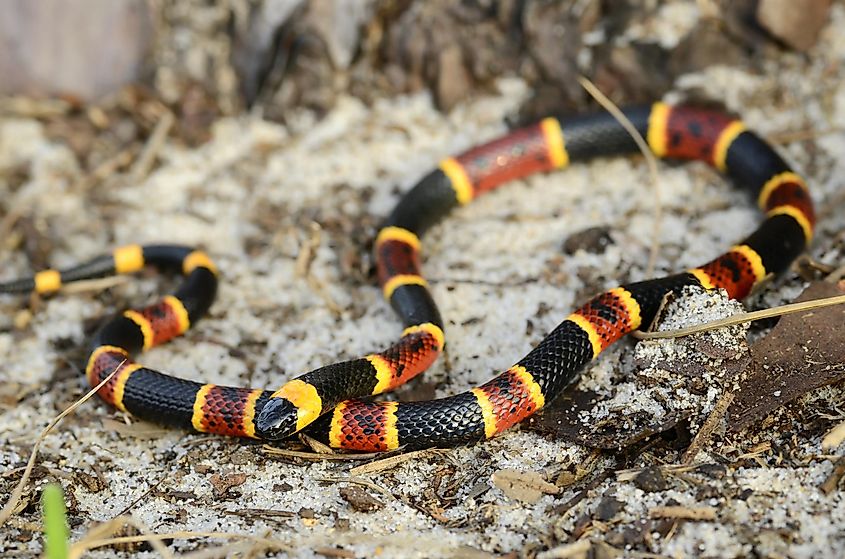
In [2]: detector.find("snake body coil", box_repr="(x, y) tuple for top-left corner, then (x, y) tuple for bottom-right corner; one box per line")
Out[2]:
(0, 103), (814, 451)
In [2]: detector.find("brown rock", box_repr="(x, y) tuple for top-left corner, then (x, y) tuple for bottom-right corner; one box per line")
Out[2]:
(756, 0), (831, 51)
(595, 496), (624, 521)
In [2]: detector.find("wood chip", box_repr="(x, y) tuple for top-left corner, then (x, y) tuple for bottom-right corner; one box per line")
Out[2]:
(536, 539), (591, 559)
(491, 469), (560, 504)
(821, 420), (845, 450)
(299, 432), (335, 455)
(222, 508), (295, 520)
(616, 464), (696, 483)
(648, 505), (717, 521)
(74, 471), (106, 493)
(129, 109), (174, 181)
(632, 467), (668, 493)
(313, 547), (356, 559)
(60, 276), (130, 295)
(13, 309), (31, 330)
(294, 222), (322, 278)
(819, 457), (845, 495)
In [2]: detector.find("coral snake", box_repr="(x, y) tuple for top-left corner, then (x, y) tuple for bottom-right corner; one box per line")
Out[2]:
(0, 103), (814, 451)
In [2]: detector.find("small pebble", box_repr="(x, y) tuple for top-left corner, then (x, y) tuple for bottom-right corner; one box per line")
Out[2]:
(595, 496), (624, 521)
(562, 226), (613, 255)
(633, 466), (668, 493)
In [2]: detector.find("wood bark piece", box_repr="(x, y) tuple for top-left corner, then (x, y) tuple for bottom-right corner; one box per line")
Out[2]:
(0, 0), (152, 101)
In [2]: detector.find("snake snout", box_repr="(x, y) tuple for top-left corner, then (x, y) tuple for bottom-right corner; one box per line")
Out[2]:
(255, 398), (299, 440)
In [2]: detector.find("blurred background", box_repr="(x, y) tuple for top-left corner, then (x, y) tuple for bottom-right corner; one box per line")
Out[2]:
(1, 0), (833, 124)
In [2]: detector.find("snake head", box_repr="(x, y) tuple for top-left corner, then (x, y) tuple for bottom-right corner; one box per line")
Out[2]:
(255, 397), (299, 440)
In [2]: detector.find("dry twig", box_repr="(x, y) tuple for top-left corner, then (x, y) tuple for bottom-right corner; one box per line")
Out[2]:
(261, 445), (382, 461)
(70, 529), (288, 559)
(681, 391), (735, 464)
(649, 505), (717, 521)
(349, 448), (448, 475)
(819, 457), (845, 495)
(130, 110), (175, 181)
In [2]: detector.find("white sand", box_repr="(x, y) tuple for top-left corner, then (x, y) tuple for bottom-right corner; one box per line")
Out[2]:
(1, 4), (844, 557)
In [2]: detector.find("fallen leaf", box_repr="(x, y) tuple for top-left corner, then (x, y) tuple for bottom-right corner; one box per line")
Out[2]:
(491, 469), (560, 504)
(209, 473), (247, 495)
(729, 281), (845, 430)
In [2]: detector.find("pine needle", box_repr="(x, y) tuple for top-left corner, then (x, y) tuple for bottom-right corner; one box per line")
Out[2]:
(632, 294), (845, 340)
(578, 76), (663, 278)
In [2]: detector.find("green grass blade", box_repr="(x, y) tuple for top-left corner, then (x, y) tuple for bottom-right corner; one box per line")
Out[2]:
(42, 483), (69, 559)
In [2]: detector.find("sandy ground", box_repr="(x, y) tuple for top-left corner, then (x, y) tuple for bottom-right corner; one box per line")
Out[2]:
(1, 4), (845, 558)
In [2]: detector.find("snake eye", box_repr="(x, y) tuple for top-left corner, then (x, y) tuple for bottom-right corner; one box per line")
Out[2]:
(255, 398), (299, 440)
